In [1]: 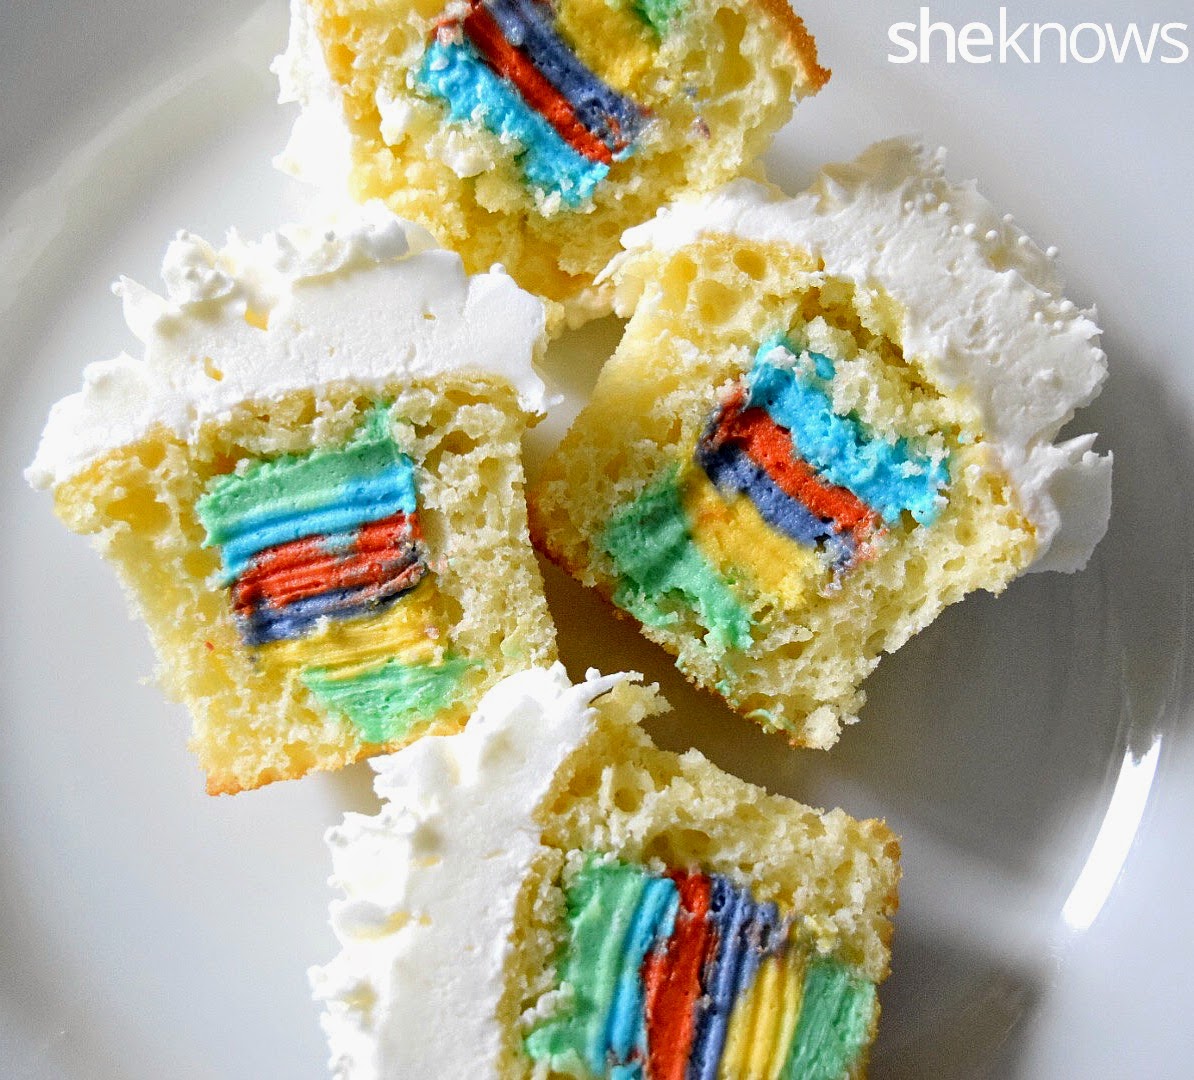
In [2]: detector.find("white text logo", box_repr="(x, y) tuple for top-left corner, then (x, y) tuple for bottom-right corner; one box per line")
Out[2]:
(888, 8), (1189, 64)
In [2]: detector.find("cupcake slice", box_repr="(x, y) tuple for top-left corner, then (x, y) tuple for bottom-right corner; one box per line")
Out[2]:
(311, 665), (899, 1078)
(274, 0), (828, 326)
(27, 207), (556, 794)
(529, 139), (1112, 750)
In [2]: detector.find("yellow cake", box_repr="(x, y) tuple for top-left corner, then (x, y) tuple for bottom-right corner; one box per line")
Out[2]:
(529, 139), (1112, 749)
(311, 665), (900, 1077)
(274, 0), (828, 327)
(27, 207), (557, 793)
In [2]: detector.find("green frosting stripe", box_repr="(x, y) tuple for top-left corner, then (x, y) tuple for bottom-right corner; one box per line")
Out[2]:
(200, 409), (404, 527)
(526, 860), (663, 1074)
(632, 0), (684, 34)
(302, 656), (475, 744)
(781, 958), (878, 1080)
(601, 471), (752, 652)
(197, 408), (417, 577)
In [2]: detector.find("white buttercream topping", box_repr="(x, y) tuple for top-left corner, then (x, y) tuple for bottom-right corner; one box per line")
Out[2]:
(608, 138), (1112, 573)
(309, 665), (627, 1080)
(374, 86), (416, 146)
(272, 0), (354, 195)
(27, 203), (549, 489)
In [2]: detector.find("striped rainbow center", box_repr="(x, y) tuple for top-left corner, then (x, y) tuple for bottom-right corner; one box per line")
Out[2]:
(602, 337), (951, 649)
(195, 408), (472, 744)
(416, 0), (650, 205)
(525, 857), (877, 1079)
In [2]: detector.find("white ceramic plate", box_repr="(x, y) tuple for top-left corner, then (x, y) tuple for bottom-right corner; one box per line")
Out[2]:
(2, 1), (1192, 1076)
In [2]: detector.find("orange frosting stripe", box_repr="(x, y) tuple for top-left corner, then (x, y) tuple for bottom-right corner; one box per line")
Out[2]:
(232, 512), (422, 613)
(710, 393), (879, 544)
(461, 5), (614, 165)
(642, 872), (716, 1080)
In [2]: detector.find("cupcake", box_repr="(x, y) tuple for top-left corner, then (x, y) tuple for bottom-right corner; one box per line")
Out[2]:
(274, 0), (828, 326)
(529, 139), (1113, 750)
(312, 664), (899, 1078)
(28, 206), (556, 793)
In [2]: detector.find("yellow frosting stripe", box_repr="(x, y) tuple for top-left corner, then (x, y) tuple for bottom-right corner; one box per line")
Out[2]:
(745, 955), (786, 1078)
(553, 0), (658, 95)
(765, 949), (808, 1080)
(718, 947), (807, 1080)
(718, 956), (763, 1079)
(260, 579), (446, 678)
(681, 468), (823, 607)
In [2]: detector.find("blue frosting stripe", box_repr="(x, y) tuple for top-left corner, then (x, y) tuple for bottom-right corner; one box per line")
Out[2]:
(483, 0), (647, 152)
(606, 875), (680, 1072)
(748, 339), (950, 525)
(416, 36), (609, 204)
(696, 441), (857, 567)
(688, 876), (751, 1080)
(236, 562), (426, 646)
(685, 879), (786, 1080)
(738, 899), (782, 994)
(214, 464), (418, 578)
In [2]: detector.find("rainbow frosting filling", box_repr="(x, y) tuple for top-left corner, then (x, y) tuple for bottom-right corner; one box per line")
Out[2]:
(196, 409), (472, 743)
(603, 337), (951, 649)
(526, 856), (877, 1079)
(416, 0), (650, 204)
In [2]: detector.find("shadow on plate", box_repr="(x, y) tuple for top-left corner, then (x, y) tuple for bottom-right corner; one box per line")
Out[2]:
(869, 926), (1044, 1080)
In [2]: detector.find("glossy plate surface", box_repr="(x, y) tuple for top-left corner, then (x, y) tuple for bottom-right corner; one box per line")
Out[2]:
(1, 1), (1192, 1076)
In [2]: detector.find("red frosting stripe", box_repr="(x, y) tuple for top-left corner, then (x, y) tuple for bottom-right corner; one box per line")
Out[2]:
(710, 392), (880, 544)
(642, 872), (716, 1080)
(460, 4), (615, 165)
(232, 512), (423, 613)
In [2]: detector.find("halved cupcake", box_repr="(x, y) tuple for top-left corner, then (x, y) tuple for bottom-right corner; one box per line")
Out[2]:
(28, 207), (556, 793)
(529, 139), (1112, 749)
(275, 0), (828, 326)
(312, 665), (900, 1078)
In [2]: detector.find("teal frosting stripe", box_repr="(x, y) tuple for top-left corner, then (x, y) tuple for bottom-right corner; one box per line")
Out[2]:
(302, 656), (475, 744)
(524, 861), (678, 1075)
(416, 36), (609, 205)
(780, 958), (878, 1080)
(525, 860), (653, 1073)
(749, 337), (949, 525)
(196, 408), (418, 578)
(215, 467), (416, 578)
(601, 469), (752, 653)
(605, 875), (680, 1070)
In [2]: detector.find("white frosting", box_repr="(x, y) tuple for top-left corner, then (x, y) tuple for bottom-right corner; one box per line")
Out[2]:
(27, 204), (549, 489)
(433, 126), (498, 180)
(374, 86), (416, 146)
(608, 138), (1112, 573)
(309, 665), (628, 1080)
(272, 0), (353, 195)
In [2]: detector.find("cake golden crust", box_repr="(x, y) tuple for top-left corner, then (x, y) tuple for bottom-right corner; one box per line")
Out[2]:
(759, 0), (831, 92)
